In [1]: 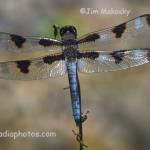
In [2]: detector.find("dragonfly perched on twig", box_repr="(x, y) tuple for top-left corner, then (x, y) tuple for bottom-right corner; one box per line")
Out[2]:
(0, 14), (149, 127)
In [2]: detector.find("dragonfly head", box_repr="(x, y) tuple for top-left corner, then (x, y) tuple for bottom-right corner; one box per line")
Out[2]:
(60, 25), (77, 40)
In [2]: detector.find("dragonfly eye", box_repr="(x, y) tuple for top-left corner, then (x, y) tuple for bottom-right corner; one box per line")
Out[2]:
(60, 25), (77, 38)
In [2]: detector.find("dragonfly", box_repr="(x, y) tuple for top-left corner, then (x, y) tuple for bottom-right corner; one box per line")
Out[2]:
(0, 14), (149, 126)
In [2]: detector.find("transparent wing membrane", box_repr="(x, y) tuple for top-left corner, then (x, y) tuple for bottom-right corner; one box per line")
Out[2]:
(77, 49), (150, 73)
(0, 32), (62, 53)
(0, 53), (66, 80)
(78, 14), (150, 52)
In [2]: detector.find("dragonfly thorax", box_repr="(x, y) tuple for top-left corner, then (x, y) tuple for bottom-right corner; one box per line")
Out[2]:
(60, 26), (78, 61)
(62, 39), (78, 61)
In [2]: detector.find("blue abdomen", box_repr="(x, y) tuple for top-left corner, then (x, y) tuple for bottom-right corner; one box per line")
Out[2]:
(66, 61), (81, 125)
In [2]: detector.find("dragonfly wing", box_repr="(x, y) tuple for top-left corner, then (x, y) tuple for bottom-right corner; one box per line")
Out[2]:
(78, 14), (150, 52)
(77, 49), (150, 73)
(0, 53), (66, 80)
(0, 32), (62, 54)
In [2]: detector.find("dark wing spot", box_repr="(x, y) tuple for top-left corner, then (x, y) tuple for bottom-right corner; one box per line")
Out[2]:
(39, 39), (61, 47)
(78, 52), (99, 60)
(111, 51), (125, 64)
(78, 33), (100, 44)
(16, 60), (31, 74)
(147, 50), (150, 61)
(10, 34), (26, 48)
(146, 15), (150, 27)
(112, 23), (126, 38)
(43, 54), (65, 64)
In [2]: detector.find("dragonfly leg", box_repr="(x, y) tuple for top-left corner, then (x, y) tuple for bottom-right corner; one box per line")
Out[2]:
(63, 86), (70, 90)
(81, 110), (90, 123)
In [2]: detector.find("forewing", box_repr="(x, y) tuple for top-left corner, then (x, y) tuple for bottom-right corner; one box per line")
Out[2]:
(0, 32), (62, 55)
(78, 14), (150, 51)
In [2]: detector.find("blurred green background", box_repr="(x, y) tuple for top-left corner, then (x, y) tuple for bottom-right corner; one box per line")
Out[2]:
(0, 0), (150, 150)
